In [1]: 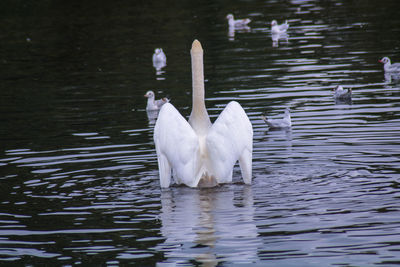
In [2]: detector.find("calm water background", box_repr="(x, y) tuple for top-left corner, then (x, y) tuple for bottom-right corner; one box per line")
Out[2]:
(1, 0), (400, 265)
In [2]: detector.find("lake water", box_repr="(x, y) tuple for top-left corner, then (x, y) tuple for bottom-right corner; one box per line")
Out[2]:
(1, 0), (400, 266)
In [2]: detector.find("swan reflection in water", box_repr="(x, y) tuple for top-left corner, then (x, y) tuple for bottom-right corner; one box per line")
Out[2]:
(157, 186), (260, 266)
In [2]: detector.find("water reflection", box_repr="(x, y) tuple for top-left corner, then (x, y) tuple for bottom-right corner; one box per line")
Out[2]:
(153, 62), (167, 76)
(228, 26), (235, 41)
(384, 72), (400, 84)
(261, 126), (293, 157)
(334, 97), (352, 105)
(271, 32), (289, 47)
(158, 186), (259, 265)
(228, 25), (251, 41)
(2, 0), (400, 265)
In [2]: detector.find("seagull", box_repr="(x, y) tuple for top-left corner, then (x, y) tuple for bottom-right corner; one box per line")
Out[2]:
(152, 48), (167, 70)
(333, 85), (352, 101)
(379, 57), (400, 73)
(271, 20), (289, 34)
(261, 108), (291, 129)
(144, 90), (169, 111)
(226, 14), (251, 28)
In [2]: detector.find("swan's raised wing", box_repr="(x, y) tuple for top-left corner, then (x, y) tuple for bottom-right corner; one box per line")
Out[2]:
(154, 103), (200, 188)
(206, 101), (253, 184)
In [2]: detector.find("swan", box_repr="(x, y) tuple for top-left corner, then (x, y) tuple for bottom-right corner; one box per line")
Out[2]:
(153, 40), (253, 188)
(379, 57), (400, 73)
(144, 90), (169, 110)
(333, 85), (352, 100)
(271, 20), (289, 34)
(226, 14), (251, 28)
(261, 108), (291, 129)
(152, 48), (167, 70)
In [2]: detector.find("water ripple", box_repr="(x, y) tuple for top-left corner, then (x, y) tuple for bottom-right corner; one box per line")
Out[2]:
(1, 0), (400, 265)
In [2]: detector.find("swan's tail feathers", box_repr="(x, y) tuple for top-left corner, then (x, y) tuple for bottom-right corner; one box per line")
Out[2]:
(239, 148), (252, 185)
(158, 153), (172, 188)
(198, 173), (218, 188)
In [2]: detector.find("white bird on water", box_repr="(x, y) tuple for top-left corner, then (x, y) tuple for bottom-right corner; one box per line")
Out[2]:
(333, 85), (352, 101)
(271, 20), (289, 34)
(226, 14), (251, 28)
(152, 48), (167, 70)
(144, 90), (169, 111)
(154, 40), (253, 188)
(261, 108), (291, 129)
(379, 57), (400, 73)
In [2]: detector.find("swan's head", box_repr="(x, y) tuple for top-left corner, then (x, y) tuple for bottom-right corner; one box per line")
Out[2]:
(154, 48), (162, 55)
(226, 14), (234, 20)
(285, 107), (291, 115)
(333, 85), (343, 92)
(271, 20), (278, 26)
(379, 57), (390, 64)
(144, 91), (155, 99)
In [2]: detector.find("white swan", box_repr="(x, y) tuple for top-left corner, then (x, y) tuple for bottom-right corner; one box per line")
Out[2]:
(271, 20), (289, 34)
(379, 57), (400, 73)
(144, 90), (169, 110)
(153, 40), (253, 188)
(261, 108), (291, 129)
(226, 14), (251, 28)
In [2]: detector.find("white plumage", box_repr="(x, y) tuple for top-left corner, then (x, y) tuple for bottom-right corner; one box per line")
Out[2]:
(226, 14), (251, 28)
(152, 48), (167, 71)
(379, 57), (400, 73)
(262, 108), (292, 129)
(333, 85), (352, 100)
(271, 20), (289, 34)
(154, 40), (253, 188)
(144, 90), (169, 111)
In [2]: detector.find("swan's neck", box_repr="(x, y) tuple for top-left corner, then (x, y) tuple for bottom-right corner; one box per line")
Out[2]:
(189, 40), (211, 136)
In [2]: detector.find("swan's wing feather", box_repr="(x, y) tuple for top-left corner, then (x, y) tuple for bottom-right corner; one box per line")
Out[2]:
(206, 101), (253, 184)
(154, 103), (199, 187)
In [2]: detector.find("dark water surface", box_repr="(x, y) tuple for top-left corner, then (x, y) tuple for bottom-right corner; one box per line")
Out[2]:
(1, 0), (400, 265)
